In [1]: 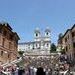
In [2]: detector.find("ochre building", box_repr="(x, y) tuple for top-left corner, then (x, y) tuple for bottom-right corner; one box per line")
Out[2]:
(58, 24), (75, 62)
(0, 22), (20, 64)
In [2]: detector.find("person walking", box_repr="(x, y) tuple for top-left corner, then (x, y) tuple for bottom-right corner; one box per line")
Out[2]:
(18, 67), (25, 75)
(36, 67), (46, 75)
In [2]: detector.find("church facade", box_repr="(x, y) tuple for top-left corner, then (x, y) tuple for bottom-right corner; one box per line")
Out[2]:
(18, 27), (51, 56)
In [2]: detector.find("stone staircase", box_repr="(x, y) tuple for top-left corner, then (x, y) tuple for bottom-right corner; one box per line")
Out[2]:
(1, 57), (22, 68)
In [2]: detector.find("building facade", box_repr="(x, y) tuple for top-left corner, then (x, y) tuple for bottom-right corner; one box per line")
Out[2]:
(18, 27), (51, 56)
(58, 24), (75, 62)
(0, 22), (20, 64)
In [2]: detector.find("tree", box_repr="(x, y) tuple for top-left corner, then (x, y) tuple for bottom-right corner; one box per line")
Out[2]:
(58, 33), (63, 39)
(58, 33), (63, 44)
(18, 51), (24, 57)
(50, 43), (56, 52)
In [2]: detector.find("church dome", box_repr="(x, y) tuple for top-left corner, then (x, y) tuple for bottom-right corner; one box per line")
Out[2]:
(34, 27), (40, 33)
(45, 27), (50, 32)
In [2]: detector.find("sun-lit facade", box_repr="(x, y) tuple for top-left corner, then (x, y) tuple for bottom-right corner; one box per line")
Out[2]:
(18, 27), (51, 56)
(0, 22), (20, 64)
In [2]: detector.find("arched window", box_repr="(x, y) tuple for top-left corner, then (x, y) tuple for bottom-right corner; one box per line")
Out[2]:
(8, 53), (10, 58)
(46, 32), (48, 35)
(36, 44), (38, 47)
(36, 33), (38, 37)
(2, 38), (5, 47)
(47, 43), (49, 47)
(1, 51), (3, 56)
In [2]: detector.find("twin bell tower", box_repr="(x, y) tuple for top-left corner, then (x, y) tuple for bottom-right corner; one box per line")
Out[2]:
(34, 27), (51, 42)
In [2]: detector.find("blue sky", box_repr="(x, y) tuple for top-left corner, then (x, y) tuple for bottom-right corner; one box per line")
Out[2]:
(0, 0), (75, 44)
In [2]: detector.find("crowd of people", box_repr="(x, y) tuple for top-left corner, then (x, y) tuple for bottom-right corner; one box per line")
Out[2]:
(0, 55), (74, 75)
(0, 65), (54, 75)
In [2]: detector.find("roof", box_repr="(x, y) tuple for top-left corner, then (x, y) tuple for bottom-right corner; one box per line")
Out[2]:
(13, 32), (20, 40)
(62, 29), (70, 38)
(45, 27), (50, 32)
(18, 41), (41, 45)
(18, 40), (51, 45)
(71, 24), (75, 30)
(0, 22), (20, 40)
(62, 24), (75, 38)
(34, 27), (40, 33)
(0, 22), (12, 31)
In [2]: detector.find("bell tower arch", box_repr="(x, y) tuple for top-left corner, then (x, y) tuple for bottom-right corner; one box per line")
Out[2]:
(34, 27), (41, 41)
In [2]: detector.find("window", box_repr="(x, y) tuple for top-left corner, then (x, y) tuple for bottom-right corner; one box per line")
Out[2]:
(33, 45), (34, 49)
(68, 44), (70, 49)
(0, 30), (2, 33)
(28, 44), (30, 49)
(38, 47), (40, 49)
(3, 30), (7, 36)
(9, 34), (13, 40)
(36, 33), (38, 37)
(24, 49), (25, 50)
(33, 47), (34, 49)
(65, 46), (68, 52)
(16, 40), (18, 44)
(46, 32), (48, 35)
(68, 35), (69, 39)
(1, 51), (3, 56)
(19, 49), (21, 51)
(72, 32), (75, 37)
(8, 53), (10, 58)
(65, 38), (67, 42)
(9, 42), (12, 49)
(73, 42), (75, 48)
(47, 43), (49, 47)
(2, 38), (5, 47)
(36, 44), (37, 47)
